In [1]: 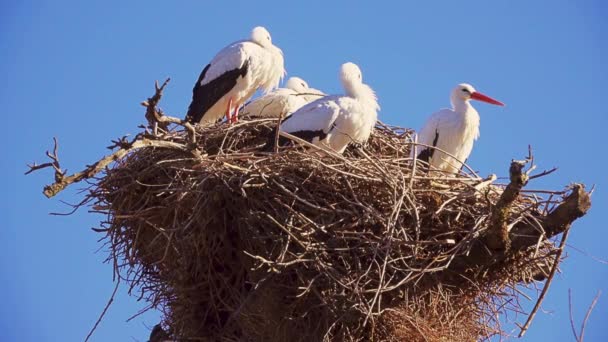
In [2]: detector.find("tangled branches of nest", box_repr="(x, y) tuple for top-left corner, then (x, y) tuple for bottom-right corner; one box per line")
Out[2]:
(29, 83), (591, 341)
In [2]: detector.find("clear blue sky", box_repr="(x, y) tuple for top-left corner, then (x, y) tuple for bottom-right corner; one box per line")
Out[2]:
(2, 1), (606, 341)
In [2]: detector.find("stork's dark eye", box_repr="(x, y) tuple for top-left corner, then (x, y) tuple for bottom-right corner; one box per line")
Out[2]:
(462, 88), (471, 93)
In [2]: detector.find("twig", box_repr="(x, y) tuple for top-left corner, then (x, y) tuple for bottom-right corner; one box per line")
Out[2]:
(25, 137), (65, 182)
(569, 289), (579, 342)
(85, 279), (120, 342)
(518, 229), (570, 338)
(529, 167), (558, 180)
(569, 289), (602, 342)
(273, 112), (283, 153)
(140, 78), (198, 143)
(143, 78), (171, 134)
(579, 290), (601, 342)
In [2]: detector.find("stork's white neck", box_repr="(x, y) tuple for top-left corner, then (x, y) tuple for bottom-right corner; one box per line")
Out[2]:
(451, 98), (480, 139)
(343, 81), (380, 111)
(452, 98), (473, 114)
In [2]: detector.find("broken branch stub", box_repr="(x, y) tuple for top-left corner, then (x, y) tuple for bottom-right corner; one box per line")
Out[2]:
(486, 159), (529, 251)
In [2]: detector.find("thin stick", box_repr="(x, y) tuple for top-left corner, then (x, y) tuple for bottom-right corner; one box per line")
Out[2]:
(85, 279), (120, 342)
(273, 112), (283, 153)
(569, 289), (580, 342)
(518, 229), (570, 338)
(577, 290), (601, 342)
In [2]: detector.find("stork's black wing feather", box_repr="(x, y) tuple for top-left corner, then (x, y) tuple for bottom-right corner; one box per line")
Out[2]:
(276, 118), (336, 147)
(185, 60), (250, 124)
(278, 129), (328, 145)
(416, 129), (440, 163)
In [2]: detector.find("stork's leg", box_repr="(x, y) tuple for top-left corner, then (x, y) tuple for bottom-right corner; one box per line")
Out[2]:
(231, 104), (240, 123)
(225, 98), (234, 123)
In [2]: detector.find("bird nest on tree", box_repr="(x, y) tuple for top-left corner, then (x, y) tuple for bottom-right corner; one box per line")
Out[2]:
(28, 81), (591, 342)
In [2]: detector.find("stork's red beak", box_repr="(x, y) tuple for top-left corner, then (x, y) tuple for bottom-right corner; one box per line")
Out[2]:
(470, 92), (504, 106)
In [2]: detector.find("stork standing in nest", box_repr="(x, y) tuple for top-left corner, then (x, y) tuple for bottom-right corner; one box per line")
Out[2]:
(279, 62), (379, 153)
(240, 76), (324, 118)
(414, 83), (504, 174)
(185, 26), (285, 126)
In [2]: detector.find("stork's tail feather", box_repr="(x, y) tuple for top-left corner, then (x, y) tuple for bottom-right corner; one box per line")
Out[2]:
(416, 149), (433, 164)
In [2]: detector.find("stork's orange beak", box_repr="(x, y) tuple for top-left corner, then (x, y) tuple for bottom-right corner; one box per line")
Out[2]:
(470, 92), (504, 106)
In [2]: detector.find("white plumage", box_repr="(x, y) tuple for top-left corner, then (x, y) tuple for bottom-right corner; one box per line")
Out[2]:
(240, 77), (324, 118)
(280, 62), (379, 154)
(414, 83), (504, 173)
(185, 26), (285, 125)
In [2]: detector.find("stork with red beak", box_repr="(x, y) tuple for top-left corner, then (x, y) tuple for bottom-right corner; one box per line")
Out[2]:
(414, 83), (504, 174)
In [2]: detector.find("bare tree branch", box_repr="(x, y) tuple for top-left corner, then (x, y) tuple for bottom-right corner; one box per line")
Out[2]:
(42, 138), (195, 198)
(26, 80), (204, 198)
(518, 229), (569, 338)
(25, 137), (65, 180)
(579, 290), (601, 342)
(143, 78), (171, 134)
(454, 183), (590, 269)
(486, 158), (529, 251)
(569, 289), (580, 342)
(85, 279), (120, 342)
(141, 78), (198, 143)
(568, 289), (602, 342)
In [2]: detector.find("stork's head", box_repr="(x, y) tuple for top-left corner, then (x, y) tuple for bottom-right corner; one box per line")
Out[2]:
(251, 26), (272, 47)
(340, 62), (379, 110)
(451, 83), (504, 106)
(340, 62), (363, 86)
(285, 77), (309, 92)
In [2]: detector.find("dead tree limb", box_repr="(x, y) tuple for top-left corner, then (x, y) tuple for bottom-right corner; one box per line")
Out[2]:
(29, 138), (194, 198)
(27, 80), (205, 198)
(485, 159), (529, 251)
(141, 78), (197, 143)
(452, 183), (591, 271)
(25, 137), (65, 180)
(511, 184), (591, 248)
(143, 78), (171, 134)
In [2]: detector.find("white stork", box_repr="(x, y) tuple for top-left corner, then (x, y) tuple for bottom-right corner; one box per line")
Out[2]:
(279, 62), (379, 153)
(414, 83), (504, 173)
(240, 76), (324, 118)
(185, 26), (285, 126)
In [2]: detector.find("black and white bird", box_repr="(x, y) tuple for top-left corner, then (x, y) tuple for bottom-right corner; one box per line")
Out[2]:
(185, 26), (285, 126)
(414, 83), (504, 173)
(240, 76), (324, 118)
(279, 62), (379, 153)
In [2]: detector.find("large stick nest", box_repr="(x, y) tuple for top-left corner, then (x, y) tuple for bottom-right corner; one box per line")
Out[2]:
(29, 82), (591, 341)
(81, 117), (588, 341)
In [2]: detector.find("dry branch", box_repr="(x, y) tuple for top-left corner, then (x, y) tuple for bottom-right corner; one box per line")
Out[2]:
(486, 159), (529, 251)
(29, 137), (197, 198)
(85, 279), (121, 342)
(143, 78), (172, 134)
(451, 167), (590, 271)
(518, 229), (569, 337)
(568, 289), (602, 342)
